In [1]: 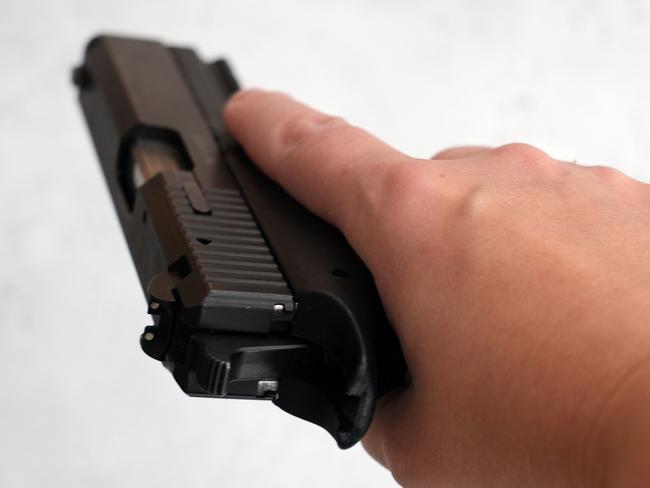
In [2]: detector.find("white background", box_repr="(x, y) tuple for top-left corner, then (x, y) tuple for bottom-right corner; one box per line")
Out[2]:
(1, 1), (649, 487)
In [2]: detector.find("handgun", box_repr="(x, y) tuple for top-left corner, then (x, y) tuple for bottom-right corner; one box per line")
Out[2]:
(73, 35), (407, 448)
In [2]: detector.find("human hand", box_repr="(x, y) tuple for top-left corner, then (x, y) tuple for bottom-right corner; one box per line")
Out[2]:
(224, 90), (650, 487)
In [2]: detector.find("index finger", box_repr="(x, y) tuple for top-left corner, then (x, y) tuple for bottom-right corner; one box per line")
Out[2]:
(223, 90), (410, 246)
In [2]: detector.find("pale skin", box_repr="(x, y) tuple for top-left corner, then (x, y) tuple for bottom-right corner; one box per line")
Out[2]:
(224, 90), (650, 487)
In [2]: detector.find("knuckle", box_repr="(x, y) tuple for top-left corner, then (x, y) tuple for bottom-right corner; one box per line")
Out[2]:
(491, 142), (549, 166)
(588, 165), (629, 182)
(431, 146), (462, 160)
(431, 145), (488, 160)
(279, 112), (348, 148)
(370, 163), (433, 236)
(379, 162), (434, 206)
(376, 161), (468, 223)
(381, 162), (424, 193)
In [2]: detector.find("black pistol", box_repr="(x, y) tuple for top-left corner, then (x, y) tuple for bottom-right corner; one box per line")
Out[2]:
(73, 35), (406, 448)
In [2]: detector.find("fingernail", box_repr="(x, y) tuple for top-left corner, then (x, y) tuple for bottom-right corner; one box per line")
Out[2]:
(227, 88), (266, 105)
